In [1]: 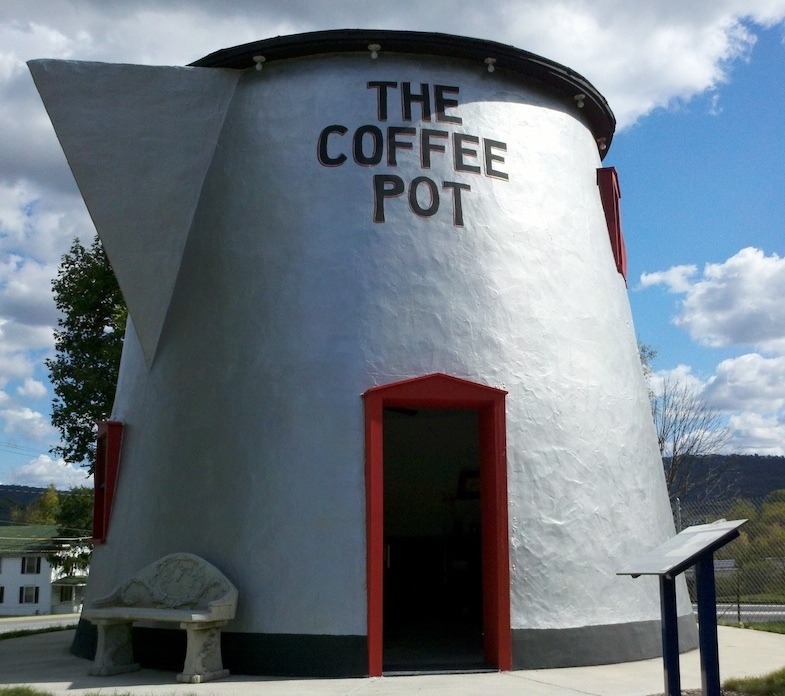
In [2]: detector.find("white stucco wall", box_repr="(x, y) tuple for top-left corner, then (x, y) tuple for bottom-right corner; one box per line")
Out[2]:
(30, 50), (690, 642)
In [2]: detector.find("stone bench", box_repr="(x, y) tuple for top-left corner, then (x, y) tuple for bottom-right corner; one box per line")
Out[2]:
(82, 552), (238, 684)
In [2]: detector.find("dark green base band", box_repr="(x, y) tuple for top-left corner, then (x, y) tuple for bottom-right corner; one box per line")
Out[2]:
(511, 614), (699, 669)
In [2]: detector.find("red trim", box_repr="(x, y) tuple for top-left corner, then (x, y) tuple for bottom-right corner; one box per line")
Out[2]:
(597, 167), (628, 283)
(92, 420), (124, 544)
(363, 373), (511, 675)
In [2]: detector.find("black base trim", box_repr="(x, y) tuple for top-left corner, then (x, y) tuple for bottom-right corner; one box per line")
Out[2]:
(511, 614), (699, 669)
(70, 618), (97, 660)
(222, 631), (367, 677)
(71, 621), (367, 677)
(72, 614), (700, 675)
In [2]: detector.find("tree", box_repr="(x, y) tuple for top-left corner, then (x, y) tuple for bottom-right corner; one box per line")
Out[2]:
(638, 343), (733, 503)
(637, 341), (657, 386)
(10, 484), (93, 574)
(46, 237), (126, 470)
(48, 485), (94, 575)
(11, 483), (60, 524)
(653, 376), (732, 503)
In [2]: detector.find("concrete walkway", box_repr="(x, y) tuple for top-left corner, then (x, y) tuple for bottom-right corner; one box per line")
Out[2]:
(1, 625), (784, 695)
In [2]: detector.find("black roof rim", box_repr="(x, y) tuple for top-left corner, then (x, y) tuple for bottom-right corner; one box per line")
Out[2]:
(190, 29), (615, 156)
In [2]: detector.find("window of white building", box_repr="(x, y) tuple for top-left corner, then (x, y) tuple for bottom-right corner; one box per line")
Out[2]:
(19, 586), (39, 604)
(21, 556), (41, 574)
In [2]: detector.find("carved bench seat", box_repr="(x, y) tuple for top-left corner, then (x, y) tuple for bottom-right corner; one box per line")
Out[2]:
(82, 552), (238, 684)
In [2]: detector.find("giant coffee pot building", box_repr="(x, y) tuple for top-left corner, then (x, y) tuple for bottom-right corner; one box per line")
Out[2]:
(30, 30), (697, 676)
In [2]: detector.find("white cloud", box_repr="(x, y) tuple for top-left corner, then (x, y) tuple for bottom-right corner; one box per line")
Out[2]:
(0, 319), (52, 353)
(650, 363), (709, 398)
(0, 345), (35, 389)
(642, 249), (785, 354)
(3, 2), (785, 131)
(639, 264), (698, 292)
(4, 453), (91, 489)
(17, 377), (46, 398)
(727, 411), (785, 456)
(0, 255), (59, 327)
(0, 316), (53, 392)
(0, 405), (55, 441)
(676, 248), (785, 353)
(651, 360), (785, 456)
(0, 180), (92, 264)
(705, 353), (785, 413)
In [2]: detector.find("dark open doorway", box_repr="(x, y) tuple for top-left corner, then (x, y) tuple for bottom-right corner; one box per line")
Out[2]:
(363, 373), (511, 677)
(382, 408), (483, 672)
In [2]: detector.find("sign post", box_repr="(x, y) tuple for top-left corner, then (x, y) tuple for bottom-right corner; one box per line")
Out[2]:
(618, 519), (746, 696)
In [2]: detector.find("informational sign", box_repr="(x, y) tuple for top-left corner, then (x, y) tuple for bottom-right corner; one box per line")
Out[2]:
(618, 519), (747, 696)
(617, 519), (747, 579)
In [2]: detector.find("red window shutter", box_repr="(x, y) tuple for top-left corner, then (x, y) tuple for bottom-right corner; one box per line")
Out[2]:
(597, 167), (628, 284)
(93, 421), (124, 544)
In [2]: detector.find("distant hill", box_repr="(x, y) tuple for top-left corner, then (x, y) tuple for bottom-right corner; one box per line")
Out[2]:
(0, 484), (49, 525)
(665, 454), (785, 504)
(729, 454), (785, 500)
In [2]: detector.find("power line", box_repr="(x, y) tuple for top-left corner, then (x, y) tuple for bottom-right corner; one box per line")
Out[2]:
(0, 440), (55, 459)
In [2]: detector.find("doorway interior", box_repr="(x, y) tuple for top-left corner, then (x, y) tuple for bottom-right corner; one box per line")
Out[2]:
(383, 408), (483, 671)
(363, 373), (511, 677)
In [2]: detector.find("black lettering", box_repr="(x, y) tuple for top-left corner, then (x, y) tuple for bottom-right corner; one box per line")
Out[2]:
(353, 125), (384, 166)
(373, 174), (405, 222)
(409, 176), (439, 217)
(435, 85), (461, 124)
(387, 127), (417, 166)
(402, 82), (432, 121)
(483, 139), (508, 180)
(367, 81), (398, 121)
(421, 129), (448, 168)
(443, 181), (471, 227)
(317, 125), (348, 166)
(453, 133), (481, 174)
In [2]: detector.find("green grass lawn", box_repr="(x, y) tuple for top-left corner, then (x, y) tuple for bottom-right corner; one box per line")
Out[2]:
(724, 666), (785, 695)
(720, 620), (785, 635)
(0, 625), (75, 641)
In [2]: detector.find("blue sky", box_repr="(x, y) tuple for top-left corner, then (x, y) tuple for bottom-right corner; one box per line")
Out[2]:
(612, 25), (785, 374)
(0, 2), (784, 488)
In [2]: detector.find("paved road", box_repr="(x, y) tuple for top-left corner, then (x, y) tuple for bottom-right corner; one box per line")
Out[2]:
(0, 613), (80, 634)
(695, 602), (785, 623)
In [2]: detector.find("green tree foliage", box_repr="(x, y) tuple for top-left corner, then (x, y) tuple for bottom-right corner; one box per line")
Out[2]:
(55, 485), (93, 536)
(46, 237), (126, 470)
(10, 484), (59, 524)
(713, 491), (785, 601)
(48, 485), (94, 574)
(9, 485), (94, 574)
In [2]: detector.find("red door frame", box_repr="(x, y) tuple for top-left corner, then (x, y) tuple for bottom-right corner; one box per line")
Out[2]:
(363, 373), (511, 675)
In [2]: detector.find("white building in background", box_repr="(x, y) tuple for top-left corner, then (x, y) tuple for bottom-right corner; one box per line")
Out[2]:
(30, 29), (697, 677)
(0, 524), (86, 616)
